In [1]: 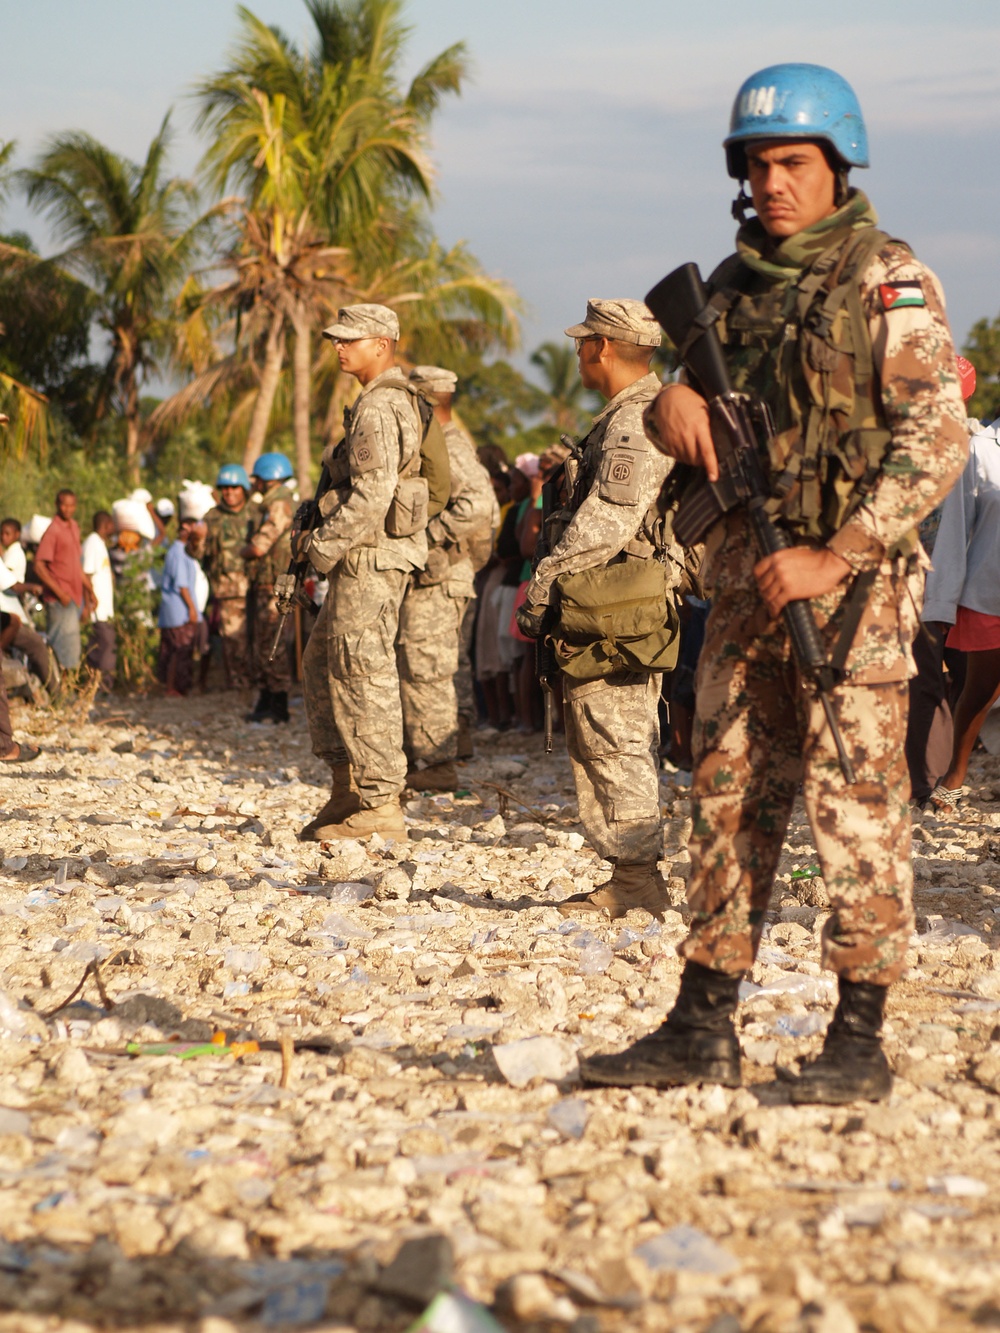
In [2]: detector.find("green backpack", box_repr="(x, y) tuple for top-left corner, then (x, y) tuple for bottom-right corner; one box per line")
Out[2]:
(403, 384), (451, 519)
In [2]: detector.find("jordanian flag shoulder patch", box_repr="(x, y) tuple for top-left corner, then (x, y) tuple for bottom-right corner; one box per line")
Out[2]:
(880, 281), (926, 311)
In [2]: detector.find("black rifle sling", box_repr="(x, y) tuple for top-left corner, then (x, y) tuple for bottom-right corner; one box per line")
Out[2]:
(827, 568), (878, 680)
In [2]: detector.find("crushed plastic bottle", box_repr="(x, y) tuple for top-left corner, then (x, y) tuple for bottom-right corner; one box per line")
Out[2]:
(577, 942), (613, 975)
(224, 947), (266, 974)
(546, 1097), (589, 1139)
(324, 881), (373, 905)
(634, 1224), (739, 1276)
(771, 1012), (828, 1038)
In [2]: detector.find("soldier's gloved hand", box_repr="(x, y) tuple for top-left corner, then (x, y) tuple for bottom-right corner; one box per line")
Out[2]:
(515, 599), (548, 640)
(292, 530), (314, 560)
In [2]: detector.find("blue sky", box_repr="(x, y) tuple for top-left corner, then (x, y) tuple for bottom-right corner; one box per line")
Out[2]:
(5, 1), (999, 377)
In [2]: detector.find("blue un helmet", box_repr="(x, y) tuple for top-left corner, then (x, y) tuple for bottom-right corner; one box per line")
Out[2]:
(724, 63), (869, 180)
(216, 462), (250, 492)
(251, 452), (294, 483)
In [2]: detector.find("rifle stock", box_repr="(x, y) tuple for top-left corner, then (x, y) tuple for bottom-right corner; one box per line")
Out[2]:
(645, 263), (856, 784)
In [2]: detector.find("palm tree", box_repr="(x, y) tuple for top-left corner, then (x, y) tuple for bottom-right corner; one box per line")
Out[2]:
(21, 117), (212, 485)
(530, 341), (591, 434)
(184, 1), (517, 491)
(0, 141), (52, 457)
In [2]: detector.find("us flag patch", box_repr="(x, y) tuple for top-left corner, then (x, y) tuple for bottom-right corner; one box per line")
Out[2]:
(880, 281), (926, 311)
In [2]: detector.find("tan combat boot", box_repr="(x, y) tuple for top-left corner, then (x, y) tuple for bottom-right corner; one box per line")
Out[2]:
(298, 764), (359, 842)
(557, 862), (667, 921)
(406, 761), (458, 792)
(316, 798), (407, 842)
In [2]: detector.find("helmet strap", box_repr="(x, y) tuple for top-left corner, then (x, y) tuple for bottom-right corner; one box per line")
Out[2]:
(731, 183), (753, 223)
(834, 170), (850, 207)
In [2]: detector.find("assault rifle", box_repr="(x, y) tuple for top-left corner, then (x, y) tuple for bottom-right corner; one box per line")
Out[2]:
(644, 262), (857, 784)
(268, 463), (333, 662)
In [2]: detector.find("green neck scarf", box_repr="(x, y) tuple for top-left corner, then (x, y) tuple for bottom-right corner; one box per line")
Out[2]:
(735, 190), (879, 281)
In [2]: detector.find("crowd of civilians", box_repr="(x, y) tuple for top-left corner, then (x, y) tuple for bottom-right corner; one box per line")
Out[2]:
(3, 378), (1000, 807)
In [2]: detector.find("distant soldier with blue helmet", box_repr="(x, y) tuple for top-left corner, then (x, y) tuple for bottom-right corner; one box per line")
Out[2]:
(583, 64), (969, 1103)
(203, 463), (254, 690)
(243, 451), (296, 723)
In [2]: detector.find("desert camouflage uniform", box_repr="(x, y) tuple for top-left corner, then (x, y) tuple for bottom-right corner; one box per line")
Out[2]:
(398, 421), (495, 768)
(247, 483), (295, 692)
(203, 502), (253, 688)
(668, 225), (969, 985)
(302, 369), (426, 807)
(526, 372), (675, 863)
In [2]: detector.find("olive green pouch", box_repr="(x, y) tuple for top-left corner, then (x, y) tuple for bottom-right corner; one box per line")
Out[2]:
(552, 558), (680, 680)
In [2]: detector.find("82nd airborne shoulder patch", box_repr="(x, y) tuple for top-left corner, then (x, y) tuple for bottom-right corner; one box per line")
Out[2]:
(880, 281), (926, 312)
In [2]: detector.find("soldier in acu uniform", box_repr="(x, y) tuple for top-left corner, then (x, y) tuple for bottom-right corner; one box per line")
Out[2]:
(203, 463), (253, 690)
(517, 300), (679, 920)
(583, 65), (969, 1104)
(244, 452), (296, 723)
(400, 365), (496, 791)
(297, 304), (427, 842)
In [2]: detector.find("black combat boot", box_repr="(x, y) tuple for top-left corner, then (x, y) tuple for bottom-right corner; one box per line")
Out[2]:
(269, 691), (290, 723)
(245, 689), (273, 722)
(581, 961), (742, 1089)
(783, 979), (891, 1104)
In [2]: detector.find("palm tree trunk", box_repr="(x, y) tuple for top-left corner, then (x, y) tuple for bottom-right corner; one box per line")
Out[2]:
(243, 309), (286, 471)
(290, 306), (313, 497)
(322, 370), (355, 450)
(125, 384), (141, 489)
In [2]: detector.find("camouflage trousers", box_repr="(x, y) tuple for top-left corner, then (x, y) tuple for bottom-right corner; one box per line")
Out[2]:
(216, 595), (251, 689)
(302, 549), (408, 807)
(563, 670), (663, 864)
(252, 586), (293, 692)
(680, 604), (914, 985)
(398, 577), (468, 767)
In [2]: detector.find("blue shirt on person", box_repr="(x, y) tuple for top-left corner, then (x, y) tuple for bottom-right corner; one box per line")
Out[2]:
(158, 539), (203, 629)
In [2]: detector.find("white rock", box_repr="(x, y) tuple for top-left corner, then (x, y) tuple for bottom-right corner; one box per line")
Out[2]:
(492, 1035), (579, 1087)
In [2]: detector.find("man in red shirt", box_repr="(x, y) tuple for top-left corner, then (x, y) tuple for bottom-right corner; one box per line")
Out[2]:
(33, 490), (94, 670)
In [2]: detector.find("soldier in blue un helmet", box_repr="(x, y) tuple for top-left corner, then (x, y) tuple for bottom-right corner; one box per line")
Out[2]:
(582, 64), (969, 1104)
(203, 463), (254, 690)
(243, 452), (296, 723)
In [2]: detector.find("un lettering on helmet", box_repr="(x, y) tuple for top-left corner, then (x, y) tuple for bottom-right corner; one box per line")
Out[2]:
(739, 85), (779, 119)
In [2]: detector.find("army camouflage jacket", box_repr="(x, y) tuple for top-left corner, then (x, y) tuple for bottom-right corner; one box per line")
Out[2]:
(419, 421), (496, 591)
(203, 502), (253, 600)
(310, 368), (427, 575)
(686, 224), (969, 684)
(247, 482), (294, 588)
(526, 372), (675, 607)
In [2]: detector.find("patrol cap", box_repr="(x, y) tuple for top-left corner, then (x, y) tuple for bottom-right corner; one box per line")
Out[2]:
(409, 364), (458, 394)
(564, 298), (661, 348)
(322, 303), (399, 342)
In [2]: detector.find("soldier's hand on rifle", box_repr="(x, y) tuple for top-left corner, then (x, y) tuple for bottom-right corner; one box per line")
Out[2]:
(647, 384), (720, 482)
(292, 531), (314, 561)
(754, 547), (851, 618)
(515, 598), (548, 640)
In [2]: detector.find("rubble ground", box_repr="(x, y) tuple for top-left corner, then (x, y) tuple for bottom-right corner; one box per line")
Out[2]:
(0, 688), (998, 1333)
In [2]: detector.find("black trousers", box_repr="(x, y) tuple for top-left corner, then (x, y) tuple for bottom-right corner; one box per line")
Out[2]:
(906, 622), (961, 803)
